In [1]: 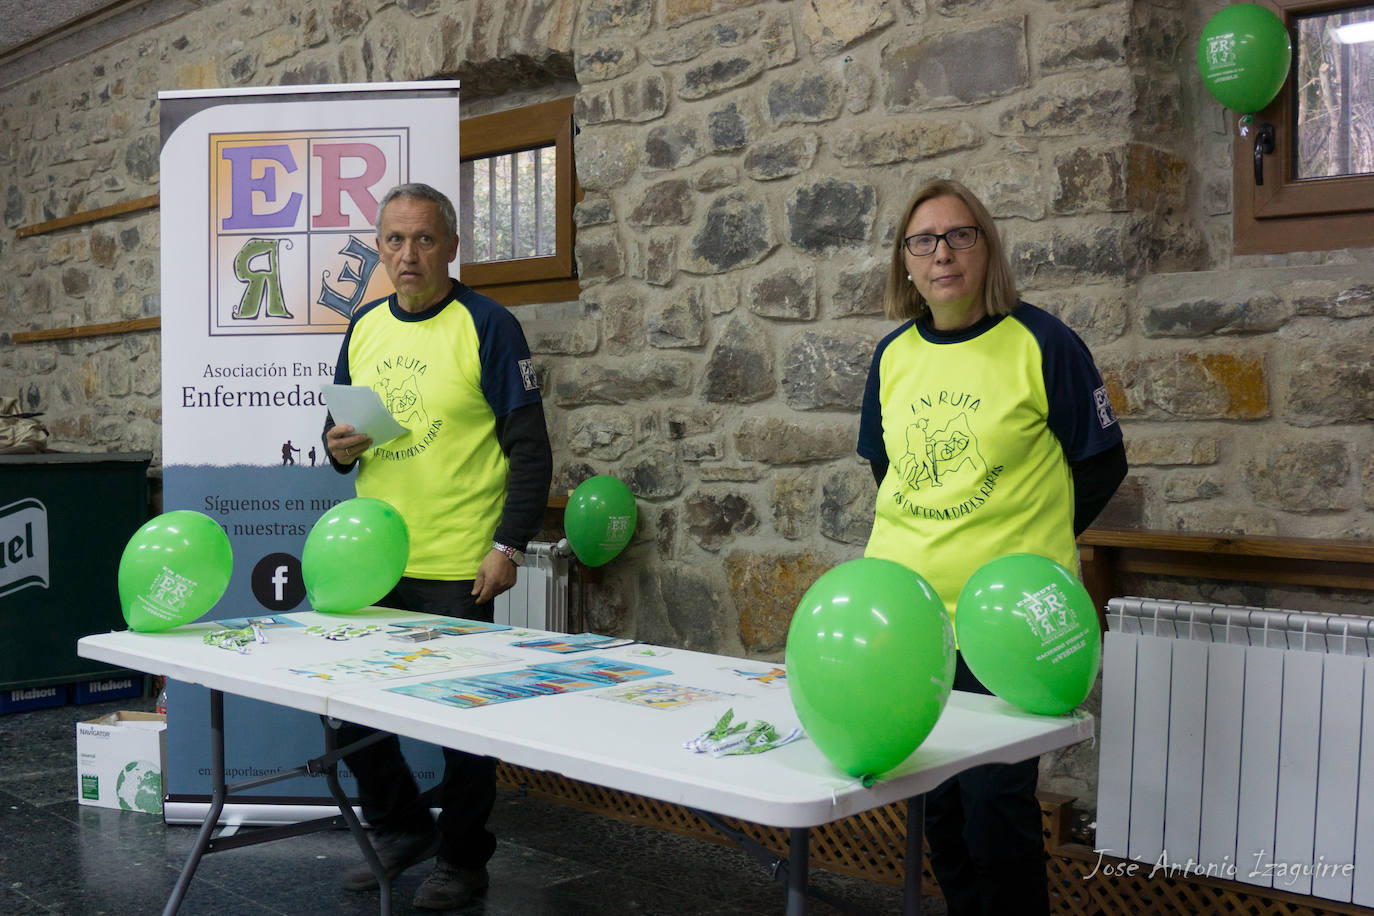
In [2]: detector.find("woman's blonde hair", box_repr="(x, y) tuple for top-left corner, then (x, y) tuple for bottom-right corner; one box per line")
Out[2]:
(882, 179), (1019, 322)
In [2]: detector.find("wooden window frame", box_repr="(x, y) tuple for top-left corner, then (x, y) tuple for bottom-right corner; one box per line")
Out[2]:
(1234, 0), (1374, 254)
(459, 97), (581, 306)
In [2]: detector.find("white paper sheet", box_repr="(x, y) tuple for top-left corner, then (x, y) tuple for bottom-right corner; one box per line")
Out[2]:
(321, 384), (408, 446)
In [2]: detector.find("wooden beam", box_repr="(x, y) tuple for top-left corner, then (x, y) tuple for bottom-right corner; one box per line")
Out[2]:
(15, 194), (159, 239)
(11, 317), (160, 343)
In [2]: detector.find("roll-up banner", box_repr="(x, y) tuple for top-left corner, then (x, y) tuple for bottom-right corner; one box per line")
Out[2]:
(158, 82), (460, 822)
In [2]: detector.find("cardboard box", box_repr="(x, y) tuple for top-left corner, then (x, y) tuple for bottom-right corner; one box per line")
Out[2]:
(71, 676), (145, 705)
(76, 711), (167, 814)
(0, 683), (68, 715)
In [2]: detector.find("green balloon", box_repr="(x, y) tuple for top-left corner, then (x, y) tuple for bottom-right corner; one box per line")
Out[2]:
(1198, 3), (1292, 114)
(565, 476), (637, 567)
(786, 558), (956, 782)
(302, 497), (409, 613)
(955, 553), (1102, 716)
(118, 510), (233, 633)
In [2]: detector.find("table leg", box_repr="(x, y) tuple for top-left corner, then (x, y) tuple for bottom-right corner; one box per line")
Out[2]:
(903, 795), (925, 916)
(321, 718), (392, 916)
(786, 827), (808, 915)
(162, 689), (228, 916)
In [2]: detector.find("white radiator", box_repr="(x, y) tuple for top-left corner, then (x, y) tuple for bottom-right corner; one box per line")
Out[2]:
(1096, 597), (1373, 903)
(491, 539), (571, 632)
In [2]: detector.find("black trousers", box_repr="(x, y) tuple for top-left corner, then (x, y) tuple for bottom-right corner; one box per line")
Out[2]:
(333, 577), (498, 869)
(923, 652), (1050, 916)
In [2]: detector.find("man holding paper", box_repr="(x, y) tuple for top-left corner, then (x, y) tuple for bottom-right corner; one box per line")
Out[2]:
(320, 182), (553, 909)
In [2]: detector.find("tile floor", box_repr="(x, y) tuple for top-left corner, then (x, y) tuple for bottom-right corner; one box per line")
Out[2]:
(0, 696), (940, 914)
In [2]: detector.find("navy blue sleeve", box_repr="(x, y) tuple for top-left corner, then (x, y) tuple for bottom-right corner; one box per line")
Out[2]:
(1013, 304), (1122, 463)
(856, 322), (912, 463)
(458, 285), (543, 418)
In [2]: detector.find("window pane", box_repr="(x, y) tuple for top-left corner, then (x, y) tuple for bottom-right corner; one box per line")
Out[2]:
(1295, 5), (1374, 179)
(459, 142), (558, 265)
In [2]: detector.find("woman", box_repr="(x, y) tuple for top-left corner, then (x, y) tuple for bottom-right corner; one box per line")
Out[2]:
(857, 179), (1126, 916)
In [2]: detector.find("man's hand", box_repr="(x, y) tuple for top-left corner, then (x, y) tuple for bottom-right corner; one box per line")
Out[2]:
(472, 548), (518, 604)
(326, 423), (373, 465)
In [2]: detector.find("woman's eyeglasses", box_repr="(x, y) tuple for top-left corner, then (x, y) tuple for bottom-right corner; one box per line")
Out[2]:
(903, 226), (980, 257)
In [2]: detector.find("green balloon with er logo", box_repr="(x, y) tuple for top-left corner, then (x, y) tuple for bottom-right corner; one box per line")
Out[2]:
(565, 476), (637, 567)
(954, 553), (1101, 715)
(1197, 3), (1292, 114)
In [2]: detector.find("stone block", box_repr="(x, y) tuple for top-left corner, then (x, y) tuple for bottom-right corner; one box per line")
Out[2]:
(734, 415), (855, 464)
(1285, 342), (1374, 424)
(685, 489), (760, 550)
(819, 466), (875, 544)
(704, 315), (775, 403)
(694, 165), (740, 192)
(683, 191), (776, 274)
(1103, 351), (1269, 420)
(883, 19), (1028, 109)
(614, 74), (668, 122)
(728, 551), (837, 653)
(553, 355), (694, 405)
(581, 0), (653, 38)
(645, 235), (677, 286)
(1244, 439), (1350, 512)
(574, 130), (639, 191)
(1010, 225), (1127, 286)
(997, 72), (1131, 136)
(1038, 8), (1128, 72)
(834, 119), (981, 167)
(626, 445), (687, 498)
(744, 135), (818, 181)
(766, 72), (844, 126)
(785, 179), (875, 253)
(663, 0), (763, 29)
(800, 0), (894, 59)
(649, 562), (724, 651)
(575, 229), (626, 283)
(771, 469), (818, 539)
(781, 330), (874, 410)
(748, 268), (817, 320)
(1126, 435), (1220, 467)
(1140, 296), (1292, 338)
(678, 54), (765, 101)
(629, 179), (693, 227)
(575, 197), (615, 227)
(707, 101), (753, 153)
(645, 121), (702, 171)
(1163, 471), (1225, 503)
(827, 258), (887, 318)
(646, 286), (706, 348)
(1031, 287), (1128, 346)
(575, 45), (637, 82)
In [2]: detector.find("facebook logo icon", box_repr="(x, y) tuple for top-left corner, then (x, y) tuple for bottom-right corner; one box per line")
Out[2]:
(250, 552), (305, 611)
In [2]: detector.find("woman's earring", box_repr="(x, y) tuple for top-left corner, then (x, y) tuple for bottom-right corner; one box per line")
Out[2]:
(906, 275), (913, 282)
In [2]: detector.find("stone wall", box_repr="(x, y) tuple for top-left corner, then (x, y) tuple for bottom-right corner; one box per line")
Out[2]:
(4, 0), (1374, 811)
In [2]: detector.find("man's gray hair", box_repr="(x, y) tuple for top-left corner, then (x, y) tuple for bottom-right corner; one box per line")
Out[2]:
(375, 182), (457, 240)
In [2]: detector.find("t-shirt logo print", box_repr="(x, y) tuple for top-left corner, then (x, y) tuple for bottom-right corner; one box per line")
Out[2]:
(381, 374), (429, 429)
(898, 413), (986, 491)
(1092, 386), (1117, 429)
(518, 358), (539, 392)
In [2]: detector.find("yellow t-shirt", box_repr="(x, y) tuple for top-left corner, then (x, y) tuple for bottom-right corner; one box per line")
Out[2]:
(337, 281), (541, 579)
(857, 304), (1121, 620)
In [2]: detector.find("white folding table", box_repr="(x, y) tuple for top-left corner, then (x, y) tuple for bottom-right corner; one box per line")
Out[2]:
(78, 608), (1093, 915)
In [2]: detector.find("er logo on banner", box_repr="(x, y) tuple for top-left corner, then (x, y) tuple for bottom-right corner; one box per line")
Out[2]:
(210, 131), (406, 336)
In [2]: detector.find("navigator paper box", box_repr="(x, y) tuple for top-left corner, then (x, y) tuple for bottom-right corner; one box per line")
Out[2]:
(76, 711), (167, 814)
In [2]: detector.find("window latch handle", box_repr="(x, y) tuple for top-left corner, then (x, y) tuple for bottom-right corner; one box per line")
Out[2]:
(1254, 123), (1276, 186)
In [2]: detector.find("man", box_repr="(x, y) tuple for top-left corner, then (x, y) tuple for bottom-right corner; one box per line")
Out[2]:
(321, 182), (553, 909)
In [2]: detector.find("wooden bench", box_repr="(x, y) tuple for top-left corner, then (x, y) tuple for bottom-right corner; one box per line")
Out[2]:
(1077, 527), (1374, 633)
